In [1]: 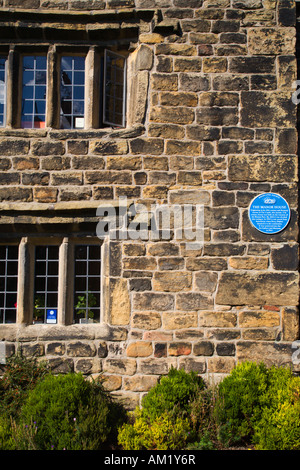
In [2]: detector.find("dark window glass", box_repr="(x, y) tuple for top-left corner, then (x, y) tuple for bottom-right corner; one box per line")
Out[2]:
(0, 57), (7, 128)
(21, 56), (47, 129)
(74, 245), (101, 324)
(60, 56), (85, 129)
(34, 246), (59, 324)
(103, 50), (126, 127)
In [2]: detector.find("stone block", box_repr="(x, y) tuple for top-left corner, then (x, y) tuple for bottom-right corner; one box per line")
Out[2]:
(162, 312), (198, 329)
(110, 278), (131, 325)
(132, 311), (162, 329)
(176, 292), (213, 311)
(66, 341), (96, 357)
(271, 244), (298, 271)
(103, 358), (137, 376)
(228, 155), (297, 182)
(31, 141), (65, 156)
(123, 375), (158, 392)
(169, 342), (192, 356)
(195, 272), (218, 292)
(248, 27), (296, 55)
(127, 341), (153, 357)
(216, 272), (299, 306)
(239, 310), (280, 327)
(241, 91), (295, 127)
(89, 140), (128, 155)
(193, 341), (214, 356)
(199, 311), (237, 327)
(236, 341), (293, 367)
(33, 187), (58, 203)
(133, 292), (174, 311)
(153, 272), (192, 292)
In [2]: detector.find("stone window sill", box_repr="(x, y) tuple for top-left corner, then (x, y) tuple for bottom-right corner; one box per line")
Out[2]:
(0, 124), (145, 140)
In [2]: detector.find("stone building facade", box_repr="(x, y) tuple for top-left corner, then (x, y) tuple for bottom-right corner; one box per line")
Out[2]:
(0, 0), (299, 408)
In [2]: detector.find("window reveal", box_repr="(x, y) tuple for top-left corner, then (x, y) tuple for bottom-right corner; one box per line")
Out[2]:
(21, 55), (47, 129)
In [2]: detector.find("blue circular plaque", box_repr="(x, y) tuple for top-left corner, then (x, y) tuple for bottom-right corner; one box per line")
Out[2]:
(248, 193), (290, 234)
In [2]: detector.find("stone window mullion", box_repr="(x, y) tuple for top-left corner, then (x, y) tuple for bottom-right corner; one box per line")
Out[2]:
(58, 237), (74, 325)
(16, 238), (34, 325)
(46, 45), (60, 129)
(6, 46), (21, 129)
(85, 46), (100, 129)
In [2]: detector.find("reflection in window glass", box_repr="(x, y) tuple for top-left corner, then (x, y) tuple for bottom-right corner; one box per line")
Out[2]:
(74, 245), (101, 323)
(0, 246), (18, 323)
(0, 58), (7, 128)
(21, 56), (47, 129)
(34, 246), (59, 324)
(103, 50), (126, 127)
(60, 56), (85, 129)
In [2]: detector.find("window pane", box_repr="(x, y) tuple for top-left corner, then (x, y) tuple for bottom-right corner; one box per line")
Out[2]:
(0, 246), (18, 323)
(34, 246), (59, 324)
(74, 245), (101, 324)
(103, 50), (126, 127)
(21, 56), (47, 129)
(0, 57), (7, 128)
(60, 56), (85, 129)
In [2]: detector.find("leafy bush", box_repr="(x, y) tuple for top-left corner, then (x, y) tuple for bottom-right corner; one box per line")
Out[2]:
(214, 361), (300, 450)
(253, 366), (300, 450)
(140, 367), (205, 421)
(118, 408), (192, 450)
(21, 372), (126, 450)
(118, 367), (204, 450)
(0, 353), (49, 420)
(214, 361), (269, 444)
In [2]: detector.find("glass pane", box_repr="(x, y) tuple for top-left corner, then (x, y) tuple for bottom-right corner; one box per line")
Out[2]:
(60, 56), (85, 130)
(0, 57), (6, 127)
(34, 246), (59, 324)
(74, 245), (101, 323)
(103, 50), (126, 127)
(21, 56), (47, 129)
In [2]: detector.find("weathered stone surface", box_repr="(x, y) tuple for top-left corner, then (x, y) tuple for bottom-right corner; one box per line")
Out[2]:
(248, 27), (296, 55)
(239, 310), (280, 327)
(216, 272), (299, 306)
(176, 293), (213, 311)
(153, 272), (192, 292)
(110, 278), (131, 325)
(127, 341), (153, 357)
(237, 341), (293, 367)
(228, 155), (297, 182)
(241, 92), (296, 127)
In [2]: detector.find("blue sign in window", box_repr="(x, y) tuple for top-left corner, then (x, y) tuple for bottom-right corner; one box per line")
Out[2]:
(46, 309), (57, 324)
(249, 193), (290, 235)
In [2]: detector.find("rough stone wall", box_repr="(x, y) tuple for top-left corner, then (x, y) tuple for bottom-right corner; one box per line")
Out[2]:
(0, 0), (299, 408)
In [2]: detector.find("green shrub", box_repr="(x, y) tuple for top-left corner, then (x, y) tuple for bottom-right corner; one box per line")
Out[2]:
(117, 367), (204, 450)
(118, 408), (192, 450)
(0, 353), (49, 420)
(215, 361), (269, 443)
(215, 361), (300, 450)
(253, 366), (300, 450)
(140, 367), (205, 421)
(21, 372), (126, 450)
